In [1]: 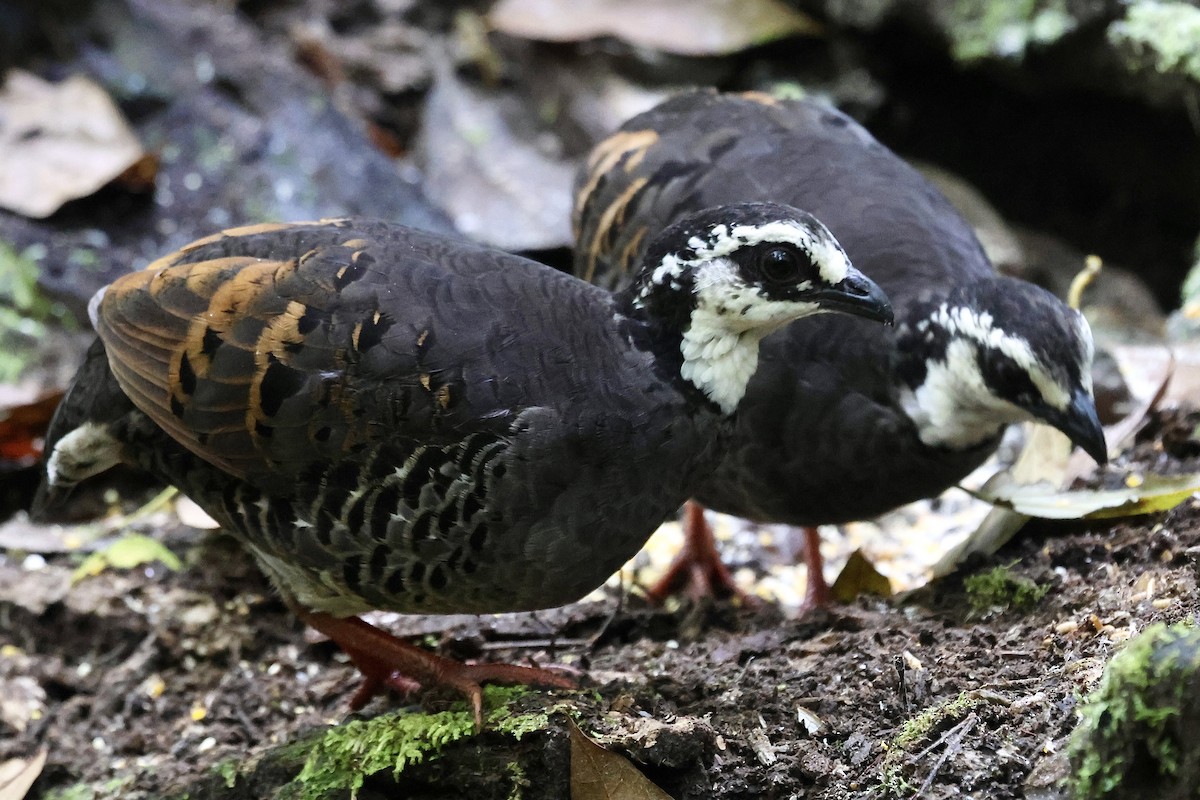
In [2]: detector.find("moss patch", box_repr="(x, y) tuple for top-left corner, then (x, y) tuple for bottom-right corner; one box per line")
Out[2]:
(881, 690), (1010, 795)
(1108, 1), (1200, 82)
(291, 685), (551, 800)
(1068, 622), (1200, 799)
(964, 565), (1049, 614)
(948, 0), (1075, 62)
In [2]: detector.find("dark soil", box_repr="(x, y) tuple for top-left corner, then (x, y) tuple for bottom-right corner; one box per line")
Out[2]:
(2, 410), (1198, 799)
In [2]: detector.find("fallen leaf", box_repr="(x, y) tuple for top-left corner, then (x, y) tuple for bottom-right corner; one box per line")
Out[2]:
(975, 472), (1200, 520)
(795, 706), (825, 736)
(568, 718), (673, 800)
(73, 533), (182, 583)
(830, 549), (892, 603)
(0, 513), (102, 554)
(931, 338), (1176, 578)
(0, 391), (62, 465)
(490, 0), (822, 56)
(0, 676), (47, 734)
(174, 495), (221, 530)
(0, 562), (73, 615)
(0, 70), (145, 218)
(0, 749), (47, 800)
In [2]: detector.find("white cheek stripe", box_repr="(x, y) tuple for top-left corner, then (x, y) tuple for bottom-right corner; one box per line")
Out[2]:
(901, 339), (1021, 450)
(921, 304), (1072, 412)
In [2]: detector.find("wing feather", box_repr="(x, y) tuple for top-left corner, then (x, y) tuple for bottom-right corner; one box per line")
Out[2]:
(94, 220), (577, 492)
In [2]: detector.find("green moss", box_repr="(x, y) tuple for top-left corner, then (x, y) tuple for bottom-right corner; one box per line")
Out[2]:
(43, 786), (97, 800)
(1108, 1), (1200, 82)
(881, 690), (1009, 796)
(964, 565), (1049, 614)
(214, 759), (240, 789)
(949, 0), (1075, 62)
(1068, 622), (1200, 799)
(892, 691), (993, 751)
(292, 685), (549, 800)
(43, 776), (132, 800)
(504, 760), (529, 800)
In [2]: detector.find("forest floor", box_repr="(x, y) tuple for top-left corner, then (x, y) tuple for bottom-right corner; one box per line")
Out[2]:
(2, 409), (1199, 799)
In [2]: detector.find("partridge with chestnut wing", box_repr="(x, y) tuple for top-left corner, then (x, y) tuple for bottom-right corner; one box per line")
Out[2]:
(37, 206), (892, 722)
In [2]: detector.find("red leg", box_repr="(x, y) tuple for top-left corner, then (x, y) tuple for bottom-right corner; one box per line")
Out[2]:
(297, 609), (575, 728)
(798, 526), (832, 614)
(644, 500), (754, 605)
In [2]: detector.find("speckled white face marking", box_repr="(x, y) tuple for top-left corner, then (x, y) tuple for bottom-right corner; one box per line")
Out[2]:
(919, 304), (1072, 412)
(637, 215), (855, 414)
(902, 304), (1089, 450)
(639, 216), (851, 304)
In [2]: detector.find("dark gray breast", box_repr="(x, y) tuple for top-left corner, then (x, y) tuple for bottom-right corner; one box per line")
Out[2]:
(574, 91), (999, 524)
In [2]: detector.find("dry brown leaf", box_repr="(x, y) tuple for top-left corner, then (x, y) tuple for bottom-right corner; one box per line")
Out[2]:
(489, 0), (822, 57)
(0, 70), (145, 218)
(0, 390), (62, 465)
(0, 749), (47, 800)
(830, 549), (893, 603)
(568, 718), (673, 800)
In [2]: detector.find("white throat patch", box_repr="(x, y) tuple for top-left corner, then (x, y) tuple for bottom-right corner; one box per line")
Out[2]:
(680, 257), (820, 414)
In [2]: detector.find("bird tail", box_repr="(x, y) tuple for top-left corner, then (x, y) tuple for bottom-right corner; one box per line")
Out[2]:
(31, 337), (141, 521)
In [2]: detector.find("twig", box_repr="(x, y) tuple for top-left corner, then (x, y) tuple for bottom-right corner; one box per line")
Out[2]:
(479, 638), (591, 651)
(587, 570), (629, 651)
(911, 712), (977, 797)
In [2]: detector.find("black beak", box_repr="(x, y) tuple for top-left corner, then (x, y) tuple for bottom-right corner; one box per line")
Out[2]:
(811, 269), (894, 325)
(1041, 387), (1108, 466)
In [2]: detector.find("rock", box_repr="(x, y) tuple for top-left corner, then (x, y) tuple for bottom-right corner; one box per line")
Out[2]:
(0, 0), (453, 320)
(1068, 622), (1200, 800)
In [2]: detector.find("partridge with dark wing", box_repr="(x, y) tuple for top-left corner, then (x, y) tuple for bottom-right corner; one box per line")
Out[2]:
(574, 91), (1106, 608)
(37, 207), (892, 722)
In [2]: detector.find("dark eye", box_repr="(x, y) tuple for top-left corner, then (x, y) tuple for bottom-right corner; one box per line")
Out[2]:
(758, 245), (805, 284)
(988, 355), (1039, 402)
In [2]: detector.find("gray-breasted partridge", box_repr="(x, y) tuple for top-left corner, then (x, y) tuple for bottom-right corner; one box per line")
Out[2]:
(573, 91), (1106, 609)
(36, 206), (892, 723)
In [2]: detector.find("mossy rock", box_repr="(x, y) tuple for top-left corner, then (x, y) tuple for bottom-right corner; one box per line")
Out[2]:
(1069, 622), (1200, 800)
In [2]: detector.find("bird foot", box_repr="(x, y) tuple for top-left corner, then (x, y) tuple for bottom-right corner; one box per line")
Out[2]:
(298, 610), (575, 729)
(644, 500), (757, 606)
